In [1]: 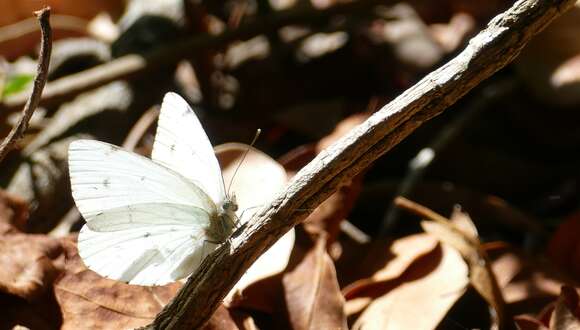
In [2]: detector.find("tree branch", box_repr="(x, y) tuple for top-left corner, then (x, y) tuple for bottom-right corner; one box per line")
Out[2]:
(0, 7), (52, 163)
(144, 0), (576, 328)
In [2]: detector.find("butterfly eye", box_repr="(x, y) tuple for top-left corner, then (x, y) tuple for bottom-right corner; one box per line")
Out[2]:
(222, 200), (238, 212)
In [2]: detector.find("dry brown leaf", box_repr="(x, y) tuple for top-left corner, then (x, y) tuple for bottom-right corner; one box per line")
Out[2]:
(315, 113), (369, 152)
(371, 3), (444, 71)
(302, 175), (363, 242)
(403, 200), (506, 327)
(511, 286), (580, 330)
(283, 235), (348, 330)
(216, 143), (288, 223)
(549, 286), (580, 330)
(54, 238), (181, 330)
(203, 305), (261, 330)
(488, 246), (576, 309)
(429, 12), (476, 53)
(0, 232), (64, 300)
(551, 54), (580, 88)
(352, 243), (468, 330)
(215, 143), (295, 307)
(342, 234), (439, 318)
(203, 305), (241, 330)
(449, 206), (479, 240)
(0, 189), (28, 234)
(514, 315), (550, 330)
(488, 244), (523, 288)
(0, 0), (125, 59)
(343, 234), (438, 299)
(226, 274), (285, 315)
(421, 219), (506, 323)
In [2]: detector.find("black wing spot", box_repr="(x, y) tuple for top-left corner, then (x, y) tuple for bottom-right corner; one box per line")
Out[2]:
(105, 145), (119, 156)
(170, 144), (176, 151)
(144, 232), (151, 238)
(103, 178), (110, 188)
(140, 176), (146, 182)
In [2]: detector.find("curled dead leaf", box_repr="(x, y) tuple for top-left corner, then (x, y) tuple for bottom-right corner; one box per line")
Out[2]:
(0, 0), (125, 59)
(0, 232), (64, 300)
(315, 113), (369, 152)
(343, 234), (439, 301)
(549, 286), (580, 330)
(395, 197), (506, 327)
(514, 315), (549, 330)
(488, 244), (577, 314)
(283, 234), (348, 330)
(215, 143), (295, 307)
(0, 189), (28, 234)
(54, 238), (181, 330)
(429, 12), (476, 53)
(351, 243), (468, 330)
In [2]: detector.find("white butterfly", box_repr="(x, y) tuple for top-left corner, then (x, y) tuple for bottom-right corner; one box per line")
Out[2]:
(69, 92), (238, 286)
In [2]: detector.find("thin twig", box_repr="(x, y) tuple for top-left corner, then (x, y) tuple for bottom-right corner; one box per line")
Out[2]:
(0, 0), (384, 112)
(0, 14), (85, 44)
(393, 196), (451, 226)
(0, 7), (52, 163)
(143, 0), (576, 329)
(121, 105), (160, 151)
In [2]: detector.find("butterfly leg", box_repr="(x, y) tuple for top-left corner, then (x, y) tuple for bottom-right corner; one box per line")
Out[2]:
(237, 205), (263, 225)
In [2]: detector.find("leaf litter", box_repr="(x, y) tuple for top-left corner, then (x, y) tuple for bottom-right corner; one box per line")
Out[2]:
(1, 1), (580, 329)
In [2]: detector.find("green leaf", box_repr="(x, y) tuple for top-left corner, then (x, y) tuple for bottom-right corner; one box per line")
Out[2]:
(2, 74), (34, 98)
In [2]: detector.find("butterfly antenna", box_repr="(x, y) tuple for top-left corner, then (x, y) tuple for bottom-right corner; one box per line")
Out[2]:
(227, 129), (261, 196)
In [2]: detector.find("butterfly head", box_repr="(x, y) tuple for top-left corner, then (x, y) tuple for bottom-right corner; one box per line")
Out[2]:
(221, 193), (238, 213)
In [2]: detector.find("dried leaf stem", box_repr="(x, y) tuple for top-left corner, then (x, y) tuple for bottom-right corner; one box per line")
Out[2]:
(144, 0), (576, 328)
(0, 7), (52, 163)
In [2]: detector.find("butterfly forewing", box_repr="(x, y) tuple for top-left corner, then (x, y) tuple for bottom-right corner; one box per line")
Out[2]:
(152, 92), (227, 204)
(69, 140), (217, 222)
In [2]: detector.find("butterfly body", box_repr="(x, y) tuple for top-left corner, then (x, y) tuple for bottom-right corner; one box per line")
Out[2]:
(206, 198), (237, 244)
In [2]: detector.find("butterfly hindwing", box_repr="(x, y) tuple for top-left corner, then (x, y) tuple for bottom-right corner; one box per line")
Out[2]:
(78, 203), (217, 285)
